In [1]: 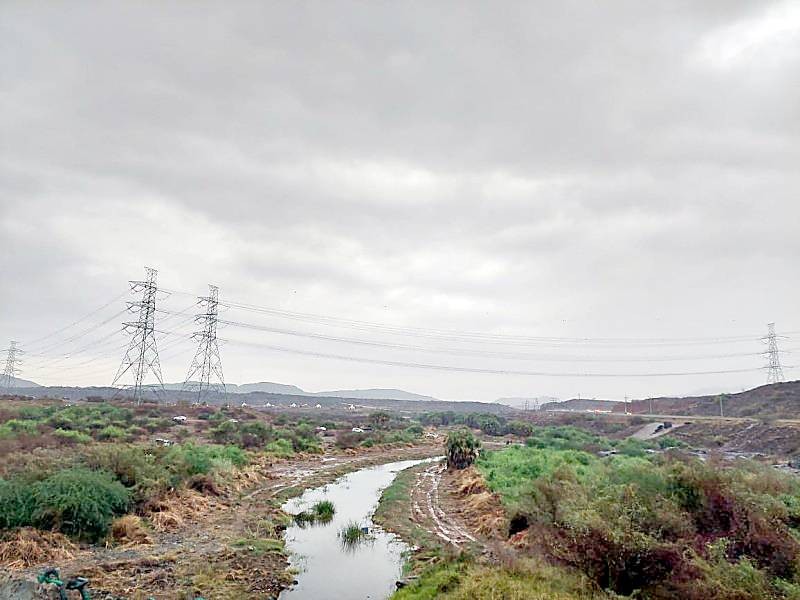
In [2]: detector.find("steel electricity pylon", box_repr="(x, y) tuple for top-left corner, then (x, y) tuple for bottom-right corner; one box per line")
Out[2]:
(112, 267), (165, 404)
(1, 341), (23, 392)
(763, 322), (785, 384)
(183, 284), (226, 403)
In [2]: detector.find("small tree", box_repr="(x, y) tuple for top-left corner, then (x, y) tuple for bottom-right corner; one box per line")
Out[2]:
(446, 429), (481, 470)
(369, 411), (391, 429)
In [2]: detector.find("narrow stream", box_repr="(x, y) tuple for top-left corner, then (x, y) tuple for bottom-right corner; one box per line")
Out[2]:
(279, 457), (440, 600)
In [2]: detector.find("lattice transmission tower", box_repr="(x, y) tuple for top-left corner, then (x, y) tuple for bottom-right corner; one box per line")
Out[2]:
(1, 341), (23, 392)
(112, 267), (165, 404)
(183, 284), (226, 404)
(763, 322), (785, 384)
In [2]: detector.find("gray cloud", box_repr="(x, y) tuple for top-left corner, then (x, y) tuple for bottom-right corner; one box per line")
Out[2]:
(1, 1), (798, 401)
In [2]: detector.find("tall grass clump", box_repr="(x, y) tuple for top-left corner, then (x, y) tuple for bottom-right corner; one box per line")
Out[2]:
(312, 500), (336, 522)
(339, 521), (367, 549)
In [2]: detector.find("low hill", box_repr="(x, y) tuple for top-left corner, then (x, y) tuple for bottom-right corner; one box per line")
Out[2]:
(542, 398), (621, 412)
(625, 380), (800, 419)
(2, 376), (41, 388)
(312, 388), (439, 402)
(163, 381), (308, 395)
(497, 396), (559, 410)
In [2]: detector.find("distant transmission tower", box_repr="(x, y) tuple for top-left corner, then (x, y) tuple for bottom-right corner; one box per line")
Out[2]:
(183, 285), (226, 403)
(763, 322), (785, 384)
(112, 267), (165, 404)
(1, 341), (23, 392)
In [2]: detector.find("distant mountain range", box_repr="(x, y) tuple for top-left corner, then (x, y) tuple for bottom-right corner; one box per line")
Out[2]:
(21, 378), (440, 403)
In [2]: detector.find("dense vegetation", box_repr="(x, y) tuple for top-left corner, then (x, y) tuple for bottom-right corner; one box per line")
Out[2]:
(0, 442), (246, 541)
(420, 411), (536, 437)
(0, 400), (429, 547)
(474, 426), (800, 599)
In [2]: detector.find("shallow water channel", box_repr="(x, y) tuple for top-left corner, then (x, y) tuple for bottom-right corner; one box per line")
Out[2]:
(279, 457), (440, 600)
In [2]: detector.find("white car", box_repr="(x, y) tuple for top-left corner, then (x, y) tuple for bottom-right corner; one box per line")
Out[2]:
(351, 427), (365, 433)
(172, 415), (187, 423)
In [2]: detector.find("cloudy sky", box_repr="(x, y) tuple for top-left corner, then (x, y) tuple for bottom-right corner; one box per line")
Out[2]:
(1, 1), (798, 402)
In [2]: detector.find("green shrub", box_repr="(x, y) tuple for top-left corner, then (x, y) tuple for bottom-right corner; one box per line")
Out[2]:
(478, 429), (800, 596)
(17, 405), (56, 421)
(0, 419), (39, 438)
(96, 425), (128, 441)
(31, 468), (131, 541)
(81, 444), (173, 503)
(53, 428), (92, 444)
(265, 438), (294, 457)
(0, 478), (36, 529)
(293, 436), (323, 454)
(166, 442), (247, 478)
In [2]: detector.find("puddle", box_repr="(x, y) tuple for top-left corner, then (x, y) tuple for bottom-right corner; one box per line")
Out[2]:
(279, 457), (440, 600)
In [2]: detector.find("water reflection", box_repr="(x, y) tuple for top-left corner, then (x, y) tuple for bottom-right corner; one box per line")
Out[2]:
(279, 457), (439, 600)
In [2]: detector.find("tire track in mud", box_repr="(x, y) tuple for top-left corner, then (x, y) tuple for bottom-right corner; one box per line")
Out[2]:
(411, 463), (477, 546)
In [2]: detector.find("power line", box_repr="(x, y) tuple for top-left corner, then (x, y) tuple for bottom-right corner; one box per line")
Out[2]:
(764, 322), (785, 384)
(1, 341), (24, 391)
(183, 285), (226, 403)
(26, 309), (129, 358)
(216, 334), (780, 378)
(22, 291), (129, 350)
(158, 287), (798, 347)
(112, 267), (165, 404)
(212, 316), (781, 363)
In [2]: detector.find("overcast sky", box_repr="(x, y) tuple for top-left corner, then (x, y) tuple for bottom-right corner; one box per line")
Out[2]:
(1, 1), (798, 402)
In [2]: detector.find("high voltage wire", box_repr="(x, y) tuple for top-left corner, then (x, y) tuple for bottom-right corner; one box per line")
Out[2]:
(206, 316), (780, 363)
(23, 304), (199, 376)
(29, 308), (129, 356)
(157, 288), (796, 347)
(21, 291), (130, 350)
(216, 335), (784, 378)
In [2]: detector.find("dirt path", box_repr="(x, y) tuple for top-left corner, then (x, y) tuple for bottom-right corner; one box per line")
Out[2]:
(410, 462), (477, 547)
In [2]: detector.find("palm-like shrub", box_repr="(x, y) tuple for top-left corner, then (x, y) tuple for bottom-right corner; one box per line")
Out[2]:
(446, 429), (480, 470)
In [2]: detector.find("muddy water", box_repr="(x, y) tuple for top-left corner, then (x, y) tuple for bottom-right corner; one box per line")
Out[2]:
(279, 457), (440, 600)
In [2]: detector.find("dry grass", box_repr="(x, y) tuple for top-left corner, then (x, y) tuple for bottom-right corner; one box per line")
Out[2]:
(145, 490), (218, 533)
(0, 527), (78, 569)
(455, 467), (487, 495)
(110, 515), (153, 547)
(184, 548), (291, 599)
(452, 467), (507, 537)
(81, 554), (177, 599)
